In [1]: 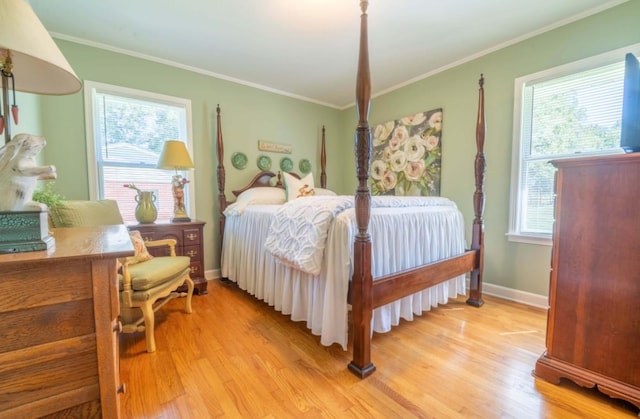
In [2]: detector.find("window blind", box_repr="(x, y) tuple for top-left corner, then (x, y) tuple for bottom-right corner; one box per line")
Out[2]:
(518, 60), (624, 234)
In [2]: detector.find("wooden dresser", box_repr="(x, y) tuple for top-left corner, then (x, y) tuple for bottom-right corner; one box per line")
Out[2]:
(129, 220), (207, 294)
(0, 225), (133, 418)
(535, 153), (640, 410)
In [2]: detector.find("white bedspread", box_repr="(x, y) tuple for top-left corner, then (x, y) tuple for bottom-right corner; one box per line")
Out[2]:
(264, 196), (458, 275)
(221, 197), (467, 350)
(264, 196), (352, 275)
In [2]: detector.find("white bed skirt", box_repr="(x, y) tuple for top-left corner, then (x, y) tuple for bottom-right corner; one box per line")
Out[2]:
(222, 204), (466, 350)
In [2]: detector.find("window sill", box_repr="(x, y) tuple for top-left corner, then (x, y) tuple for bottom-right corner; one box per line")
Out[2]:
(506, 233), (552, 247)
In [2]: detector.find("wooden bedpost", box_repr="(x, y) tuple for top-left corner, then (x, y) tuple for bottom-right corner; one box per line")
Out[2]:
(320, 125), (327, 189)
(467, 75), (486, 307)
(216, 104), (227, 269)
(348, 0), (376, 379)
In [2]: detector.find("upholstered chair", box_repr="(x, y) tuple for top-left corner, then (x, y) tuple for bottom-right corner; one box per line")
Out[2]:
(50, 200), (194, 353)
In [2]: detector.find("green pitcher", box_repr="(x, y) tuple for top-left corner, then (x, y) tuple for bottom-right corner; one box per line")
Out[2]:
(135, 190), (158, 224)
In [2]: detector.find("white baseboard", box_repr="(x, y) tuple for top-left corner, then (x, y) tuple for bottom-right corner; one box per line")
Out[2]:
(474, 281), (548, 309)
(205, 269), (220, 281)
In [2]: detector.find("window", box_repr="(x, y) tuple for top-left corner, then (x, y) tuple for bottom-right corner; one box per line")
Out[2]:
(84, 81), (194, 224)
(508, 45), (640, 245)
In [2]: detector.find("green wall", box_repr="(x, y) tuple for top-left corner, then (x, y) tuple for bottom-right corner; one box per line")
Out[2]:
(339, 0), (640, 296)
(33, 0), (639, 298)
(12, 92), (42, 140)
(36, 41), (341, 272)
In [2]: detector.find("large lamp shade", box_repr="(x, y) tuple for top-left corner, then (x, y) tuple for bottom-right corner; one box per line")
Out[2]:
(157, 140), (194, 170)
(0, 0), (81, 95)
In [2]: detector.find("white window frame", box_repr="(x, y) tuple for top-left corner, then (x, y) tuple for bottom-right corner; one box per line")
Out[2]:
(83, 81), (196, 221)
(508, 44), (640, 246)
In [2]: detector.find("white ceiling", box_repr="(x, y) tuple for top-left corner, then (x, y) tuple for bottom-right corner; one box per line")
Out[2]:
(29, 0), (626, 109)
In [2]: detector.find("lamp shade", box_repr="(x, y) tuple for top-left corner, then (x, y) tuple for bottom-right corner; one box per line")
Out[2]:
(157, 140), (194, 169)
(0, 0), (81, 95)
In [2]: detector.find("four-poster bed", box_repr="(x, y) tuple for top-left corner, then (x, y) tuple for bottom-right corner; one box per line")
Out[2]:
(215, 0), (486, 378)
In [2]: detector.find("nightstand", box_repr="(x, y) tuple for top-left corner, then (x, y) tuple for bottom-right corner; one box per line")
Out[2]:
(128, 220), (207, 294)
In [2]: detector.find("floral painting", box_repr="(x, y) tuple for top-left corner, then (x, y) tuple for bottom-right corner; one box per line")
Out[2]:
(370, 108), (443, 196)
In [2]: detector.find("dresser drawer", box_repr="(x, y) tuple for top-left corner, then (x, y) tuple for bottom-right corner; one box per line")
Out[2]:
(190, 261), (203, 278)
(183, 228), (201, 246)
(183, 244), (201, 261)
(136, 230), (157, 242)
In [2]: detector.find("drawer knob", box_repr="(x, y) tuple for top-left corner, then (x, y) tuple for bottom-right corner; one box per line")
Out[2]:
(187, 250), (196, 257)
(186, 233), (197, 241)
(113, 321), (123, 333)
(117, 383), (127, 394)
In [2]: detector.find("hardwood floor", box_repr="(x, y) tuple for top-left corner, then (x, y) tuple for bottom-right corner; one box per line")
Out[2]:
(119, 279), (639, 418)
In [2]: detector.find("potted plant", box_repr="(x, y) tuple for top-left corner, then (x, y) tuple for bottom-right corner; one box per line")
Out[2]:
(32, 181), (65, 209)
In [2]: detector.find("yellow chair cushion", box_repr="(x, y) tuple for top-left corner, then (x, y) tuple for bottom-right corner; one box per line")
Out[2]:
(125, 256), (191, 291)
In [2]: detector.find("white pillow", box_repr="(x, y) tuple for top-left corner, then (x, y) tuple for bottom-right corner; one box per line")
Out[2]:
(283, 172), (315, 201)
(224, 187), (286, 216)
(236, 187), (286, 205)
(314, 187), (337, 196)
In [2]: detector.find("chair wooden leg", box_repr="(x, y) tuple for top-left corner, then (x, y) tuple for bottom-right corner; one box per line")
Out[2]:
(140, 300), (156, 353)
(184, 275), (194, 314)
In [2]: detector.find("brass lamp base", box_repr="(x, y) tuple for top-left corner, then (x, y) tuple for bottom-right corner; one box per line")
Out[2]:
(171, 216), (191, 223)
(171, 212), (191, 222)
(0, 210), (55, 253)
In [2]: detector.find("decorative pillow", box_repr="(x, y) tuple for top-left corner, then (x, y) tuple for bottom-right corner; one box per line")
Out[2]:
(223, 187), (287, 216)
(283, 172), (315, 201)
(314, 188), (337, 196)
(123, 230), (154, 265)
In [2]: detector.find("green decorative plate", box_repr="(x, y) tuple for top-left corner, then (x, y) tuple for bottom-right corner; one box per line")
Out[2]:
(257, 155), (272, 171)
(299, 158), (312, 174)
(280, 157), (294, 172)
(231, 152), (248, 170)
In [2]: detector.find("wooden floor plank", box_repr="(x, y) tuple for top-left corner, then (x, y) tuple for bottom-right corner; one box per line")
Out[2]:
(119, 279), (639, 418)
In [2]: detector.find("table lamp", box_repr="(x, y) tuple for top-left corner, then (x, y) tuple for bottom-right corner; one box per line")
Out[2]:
(157, 140), (195, 222)
(0, 0), (81, 253)
(0, 0), (82, 144)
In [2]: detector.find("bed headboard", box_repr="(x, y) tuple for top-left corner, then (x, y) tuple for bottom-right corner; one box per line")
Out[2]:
(215, 106), (328, 248)
(230, 171), (302, 197)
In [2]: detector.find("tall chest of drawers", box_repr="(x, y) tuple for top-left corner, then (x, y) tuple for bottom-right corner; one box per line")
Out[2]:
(128, 220), (207, 294)
(534, 153), (640, 410)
